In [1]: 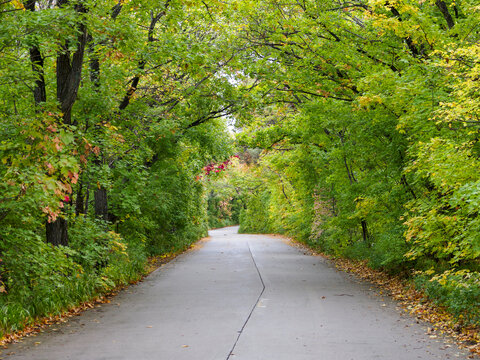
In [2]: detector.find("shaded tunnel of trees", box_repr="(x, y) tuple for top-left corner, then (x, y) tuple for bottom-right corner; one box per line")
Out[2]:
(1, 0), (480, 339)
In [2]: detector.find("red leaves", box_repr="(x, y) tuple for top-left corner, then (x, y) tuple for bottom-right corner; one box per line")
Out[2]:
(67, 171), (79, 184)
(79, 139), (102, 166)
(46, 125), (57, 133)
(42, 206), (60, 223)
(202, 155), (239, 177)
(52, 136), (63, 151)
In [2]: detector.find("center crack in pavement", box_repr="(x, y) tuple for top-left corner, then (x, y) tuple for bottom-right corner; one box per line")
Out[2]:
(225, 242), (266, 360)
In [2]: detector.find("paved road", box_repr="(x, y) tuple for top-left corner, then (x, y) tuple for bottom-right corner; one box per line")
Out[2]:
(1, 227), (471, 360)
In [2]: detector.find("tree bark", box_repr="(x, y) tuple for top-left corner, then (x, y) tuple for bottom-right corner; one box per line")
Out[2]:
(25, 1), (47, 105)
(45, 0), (88, 245)
(435, 0), (455, 29)
(361, 219), (370, 245)
(24, 1), (70, 246)
(94, 187), (108, 222)
(75, 178), (85, 216)
(46, 218), (69, 246)
(84, 183), (90, 215)
(28, 47), (47, 104)
(56, 1), (88, 125)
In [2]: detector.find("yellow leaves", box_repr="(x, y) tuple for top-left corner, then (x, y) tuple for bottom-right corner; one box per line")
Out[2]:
(104, 122), (118, 131)
(357, 95), (383, 109)
(424, 268), (436, 276)
(398, 4), (419, 14)
(109, 236), (129, 257)
(396, 123), (407, 135)
(11, 0), (24, 10)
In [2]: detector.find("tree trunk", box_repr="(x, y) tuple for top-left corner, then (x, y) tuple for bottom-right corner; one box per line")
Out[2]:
(25, 2), (69, 246)
(361, 219), (370, 245)
(56, 1), (88, 125)
(29, 47), (47, 104)
(435, 0), (455, 29)
(94, 187), (108, 222)
(46, 218), (69, 247)
(45, 1), (89, 246)
(84, 183), (90, 215)
(75, 178), (85, 216)
(25, 1), (47, 106)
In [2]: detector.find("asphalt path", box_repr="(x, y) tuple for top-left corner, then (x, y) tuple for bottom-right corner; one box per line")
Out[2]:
(1, 226), (472, 360)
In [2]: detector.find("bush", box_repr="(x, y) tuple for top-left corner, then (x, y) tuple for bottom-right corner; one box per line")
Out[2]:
(415, 270), (480, 326)
(0, 217), (149, 338)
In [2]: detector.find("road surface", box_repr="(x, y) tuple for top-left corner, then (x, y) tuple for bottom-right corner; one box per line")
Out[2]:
(0, 227), (471, 359)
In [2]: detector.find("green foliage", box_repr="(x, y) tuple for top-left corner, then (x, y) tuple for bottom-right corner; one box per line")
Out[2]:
(232, 0), (480, 324)
(0, 215), (147, 337)
(415, 270), (480, 326)
(405, 139), (480, 264)
(0, 0), (237, 338)
(2, 0), (480, 339)
(239, 187), (275, 234)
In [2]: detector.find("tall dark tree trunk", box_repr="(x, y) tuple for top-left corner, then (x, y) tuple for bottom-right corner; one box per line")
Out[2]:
(56, 1), (88, 125)
(84, 183), (90, 215)
(361, 219), (370, 245)
(86, 2), (126, 226)
(25, 1), (47, 106)
(46, 218), (69, 246)
(94, 187), (108, 222)
(44, 0), (88, 246)
(75, 178), (85, 216)
(25, 1), (69, 246)
(435, 0), (455, 29)
(29, 47), (47, 104)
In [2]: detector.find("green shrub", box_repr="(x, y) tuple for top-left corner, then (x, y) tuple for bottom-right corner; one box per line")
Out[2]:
(415, 270), (480, 326)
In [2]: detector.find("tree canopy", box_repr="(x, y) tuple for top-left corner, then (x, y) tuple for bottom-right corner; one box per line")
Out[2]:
(1, 0), (480, 338)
